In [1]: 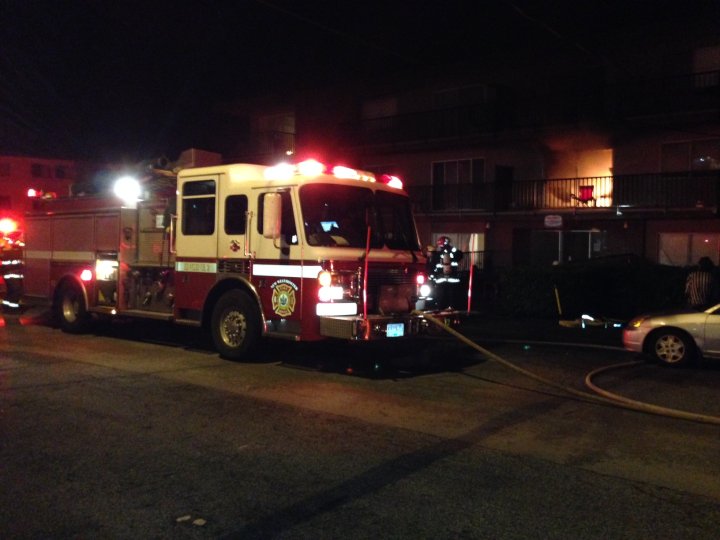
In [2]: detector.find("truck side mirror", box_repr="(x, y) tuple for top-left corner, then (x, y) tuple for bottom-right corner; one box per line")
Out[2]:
(262, 193), (282, 240)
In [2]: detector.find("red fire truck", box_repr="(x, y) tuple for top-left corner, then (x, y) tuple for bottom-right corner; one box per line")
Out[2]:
(21, 160), (453, 359)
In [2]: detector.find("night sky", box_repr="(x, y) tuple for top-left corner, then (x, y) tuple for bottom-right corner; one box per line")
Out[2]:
(0, 1), (715, 163)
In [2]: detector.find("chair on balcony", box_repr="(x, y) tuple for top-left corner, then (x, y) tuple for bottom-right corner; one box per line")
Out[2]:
(572, 185), (596, 206)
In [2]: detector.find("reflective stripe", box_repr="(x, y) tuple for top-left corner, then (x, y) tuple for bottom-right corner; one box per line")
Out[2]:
(53, 251), (95, 261)
(175, 261), (218, 273)
(24, 250), (93, 261)
(253, 264), (322, 278)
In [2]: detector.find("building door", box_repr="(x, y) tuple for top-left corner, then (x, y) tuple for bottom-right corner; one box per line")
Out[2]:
(494, 165), (514, 211)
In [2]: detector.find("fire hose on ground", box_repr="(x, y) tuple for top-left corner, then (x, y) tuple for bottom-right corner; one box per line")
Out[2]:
(423, 314), (720, 427)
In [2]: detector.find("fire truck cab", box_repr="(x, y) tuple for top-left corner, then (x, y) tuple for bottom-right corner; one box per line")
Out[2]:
(22, 160), (452, 360)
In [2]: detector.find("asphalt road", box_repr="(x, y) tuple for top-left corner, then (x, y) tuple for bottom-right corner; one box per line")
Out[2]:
(1, 316), (719, 539)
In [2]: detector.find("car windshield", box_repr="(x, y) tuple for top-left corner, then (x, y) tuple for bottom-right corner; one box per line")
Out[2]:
(299, 184), (420, 250)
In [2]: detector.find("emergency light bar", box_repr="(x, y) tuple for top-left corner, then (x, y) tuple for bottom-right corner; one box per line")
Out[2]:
(27, 188), (57, 199)
(264, 159), (402, 188)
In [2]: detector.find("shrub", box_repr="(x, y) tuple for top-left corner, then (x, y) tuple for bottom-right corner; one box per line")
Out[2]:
(493, 255), (686, 320)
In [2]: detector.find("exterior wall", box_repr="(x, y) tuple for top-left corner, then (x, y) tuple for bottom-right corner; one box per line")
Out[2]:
(643, 217), (720, 264)
(0, 155), (77, 214)
(614, 123), (720, 175)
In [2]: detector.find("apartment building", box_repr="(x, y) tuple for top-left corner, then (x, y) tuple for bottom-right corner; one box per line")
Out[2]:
(220, 14), (720, 273)
(0, 155), (80, 216)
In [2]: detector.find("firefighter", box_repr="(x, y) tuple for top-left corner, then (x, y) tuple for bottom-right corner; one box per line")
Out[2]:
(1, 229), (23, 312)
(430, 236), (463, 308)
(431, 236), (463, 283)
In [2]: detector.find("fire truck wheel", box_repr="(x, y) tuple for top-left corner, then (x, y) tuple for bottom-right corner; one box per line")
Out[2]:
(211, 289), (261, 361)
(56, 281), (91, 334)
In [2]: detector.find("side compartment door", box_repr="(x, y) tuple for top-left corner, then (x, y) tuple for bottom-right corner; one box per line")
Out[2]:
(174, 176), (219, 316)
(23, 216), (52, 298)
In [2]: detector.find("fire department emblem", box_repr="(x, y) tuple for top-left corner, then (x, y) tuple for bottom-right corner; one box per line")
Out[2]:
(271, 279), (298, 317)
(229, 240), (241, 252)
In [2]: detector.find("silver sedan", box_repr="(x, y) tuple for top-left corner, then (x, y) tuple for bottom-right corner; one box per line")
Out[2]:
(623, 304), (720, 366)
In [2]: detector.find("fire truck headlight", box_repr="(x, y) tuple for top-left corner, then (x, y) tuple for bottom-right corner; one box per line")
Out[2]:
(318, 286), (344, 302)
(420, 284), (432, 298)
(318, 271), (333, 288)
(113, 176), (142, 207)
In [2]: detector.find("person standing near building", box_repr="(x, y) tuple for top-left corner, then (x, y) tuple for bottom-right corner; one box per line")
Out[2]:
(431, 236), (463, 284)
(685, 256), (719, 310)
(430, 236), (463, 308)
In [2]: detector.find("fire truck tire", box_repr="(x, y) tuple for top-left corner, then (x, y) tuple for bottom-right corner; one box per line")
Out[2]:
(210, 289), (261, 361)
(56, 281), (91, 334)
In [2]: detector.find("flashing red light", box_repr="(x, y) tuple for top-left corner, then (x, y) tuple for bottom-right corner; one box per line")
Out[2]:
(0, 218), (18, 235)
(27, 188), (42, 198)
(416, 273), (426, 285)
(297, 159), (325, 176)
(380, 174), (403, 189)
(80, 269), (93, 282)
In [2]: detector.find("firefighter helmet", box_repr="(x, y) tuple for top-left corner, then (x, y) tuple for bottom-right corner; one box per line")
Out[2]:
(436, 236), (450, 247)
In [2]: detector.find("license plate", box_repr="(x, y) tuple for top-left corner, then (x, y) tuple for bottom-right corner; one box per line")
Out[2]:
(386, 323), (404, 337)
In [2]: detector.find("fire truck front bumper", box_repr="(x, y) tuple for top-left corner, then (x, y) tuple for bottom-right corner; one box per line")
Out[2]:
(319, 310), (460, 341)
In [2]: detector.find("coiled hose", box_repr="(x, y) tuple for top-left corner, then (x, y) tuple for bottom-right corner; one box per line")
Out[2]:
(424, 314), (720, 426)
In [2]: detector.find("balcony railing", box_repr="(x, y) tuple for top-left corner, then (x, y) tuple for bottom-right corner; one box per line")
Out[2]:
(407, 171), (720, 213)
(346, 103), (504, 145)
(343, 70), (720, 149)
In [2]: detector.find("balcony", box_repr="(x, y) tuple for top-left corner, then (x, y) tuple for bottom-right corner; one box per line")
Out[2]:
(407, 172), (720, 213)
(345, 103), (505, 146)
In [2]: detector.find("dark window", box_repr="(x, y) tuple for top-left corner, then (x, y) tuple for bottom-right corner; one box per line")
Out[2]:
(375, 190), (420, 250)
(31, 163), (45, 177)
(182, 180), (216, 235)
(183, 180), (216, 196)
(661, 139), (720, 172)
(300, 184), (375, 248)
(432, 158), (485, 210)
(432, 162), (445, 210)
(225, 195), (248, 234)
(55, 166), (66, 179)
(299, 184), (419, 250)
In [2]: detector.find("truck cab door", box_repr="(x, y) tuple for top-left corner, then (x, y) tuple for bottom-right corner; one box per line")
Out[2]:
(175, 176), (218, 260)
(174, 175), (219, 315)
(251, 189), (308, 331)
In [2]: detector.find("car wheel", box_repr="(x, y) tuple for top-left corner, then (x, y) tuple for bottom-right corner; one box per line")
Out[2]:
(56, 281), (91, 334)
(649, 329), (694, 367)
(210, 289), (261, 361)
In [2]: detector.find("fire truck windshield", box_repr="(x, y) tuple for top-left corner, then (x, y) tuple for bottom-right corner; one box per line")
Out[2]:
(300, 184), (420, 250)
